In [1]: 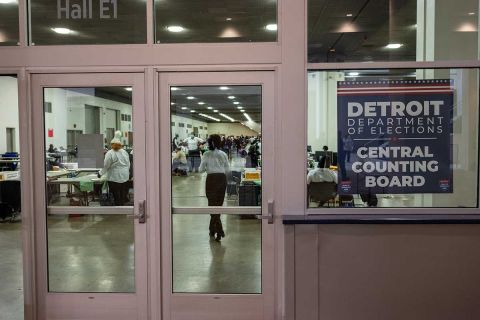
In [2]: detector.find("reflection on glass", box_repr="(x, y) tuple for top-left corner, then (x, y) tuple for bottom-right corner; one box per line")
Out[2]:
(30, 0), (146, 45)
(155, 0), (277, 43)
(44, 87), (135, 293)
(172, 214), (261, 294)
(0, 0), (19, 46)
(307, 69), (479, 208)
(47, 214), (134, 292)
(171, 85), (262, 209)
(309, 0), (480, 62)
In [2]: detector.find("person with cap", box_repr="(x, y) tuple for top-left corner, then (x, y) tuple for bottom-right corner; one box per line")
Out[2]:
(98, 131), (131, 206)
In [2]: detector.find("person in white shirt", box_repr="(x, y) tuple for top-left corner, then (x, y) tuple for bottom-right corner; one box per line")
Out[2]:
(98, 131), (131, 205)
(199, 134), (230, 241)
(183, 133), (204, 173)
(307, 156), (338, 185)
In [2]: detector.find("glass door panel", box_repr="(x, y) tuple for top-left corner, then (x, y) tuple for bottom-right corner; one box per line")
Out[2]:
(31, 74), (147, 319)
(160, 71), (275, 319)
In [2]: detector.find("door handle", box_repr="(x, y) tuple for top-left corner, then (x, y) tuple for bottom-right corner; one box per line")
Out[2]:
(127, 200), (146, 224)
(260, 200), (274, 224)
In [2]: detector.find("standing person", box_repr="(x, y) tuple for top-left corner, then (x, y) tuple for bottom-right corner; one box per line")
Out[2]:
(184, 133), (204, 173)
(98, 131), (131, 206)
(342, 134), (354, 163)
(172, 133), (180, 151)
(199, 134), (230, 241)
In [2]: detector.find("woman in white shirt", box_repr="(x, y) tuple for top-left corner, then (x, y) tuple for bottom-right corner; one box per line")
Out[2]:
(199, 134), (230, 241)
(98, 131), (131, 206)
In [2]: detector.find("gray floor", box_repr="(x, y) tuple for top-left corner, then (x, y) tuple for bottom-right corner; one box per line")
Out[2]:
(0, 222), (24, 320)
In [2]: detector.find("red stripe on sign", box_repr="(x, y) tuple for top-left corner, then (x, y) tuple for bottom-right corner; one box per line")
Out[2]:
(338, 90), (454, 96)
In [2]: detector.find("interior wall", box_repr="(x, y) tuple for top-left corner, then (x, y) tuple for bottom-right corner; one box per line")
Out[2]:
(171, 114), (208, 140)
(44, 88), (133, 149)
(292, 224), (480, 320)
(207, 122), (259, 137)
(0, 76), (19, 154)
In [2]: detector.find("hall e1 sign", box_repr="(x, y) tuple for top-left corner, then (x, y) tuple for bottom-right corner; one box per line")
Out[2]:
(57, 0), (118, 19)
(337, 79), (454, 195)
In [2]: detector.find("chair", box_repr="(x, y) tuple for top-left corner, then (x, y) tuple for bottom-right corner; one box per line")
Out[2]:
(227, 171), (242, 199)
(308, 182), (337, 207)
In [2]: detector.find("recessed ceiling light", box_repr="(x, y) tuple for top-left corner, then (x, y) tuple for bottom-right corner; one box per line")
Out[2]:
(166, 26), (185, 33)
(190, 110), (195, 113)
(228, 96), (235, 99)
(207, 107), (213, 110)
(220, 113), (235, 122)
(187, 96), (195, 100)
(241, 110), (246, 113)
(226, 17), (232, 21)
(468, 12), (476, 16)
(51, 27), (73, 34)
(171, 87), (179, 91)
(170, 102), (175, 105)
(385, 43), (403, 49)
(233, 101), (240, 105)
(346, 13), (353, 17)
(348, 72), (359, 76)
(265, 24), (277, 31)
(181, 107), (188, 110)
(213, 110), (219, 113)
(237, 106), (243, 109)
(198, 102), (205, 105)
(125, 87), (132, 92)
(219, 86), (229, 90)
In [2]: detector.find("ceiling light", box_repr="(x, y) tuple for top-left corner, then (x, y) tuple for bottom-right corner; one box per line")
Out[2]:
(125, 87), (132, 91)
(199, 113), (221, 122)
(190, 110), (195, 113)
(243, 113), (252, 122)
(166, 26), (185, 33)
(0, 0), (17, 4)
(187, 96), (195, 100)
(385, 43), (403, 49)
(181, 107), (188, 110)
(233, 101), (240, 105)
(198, 102), (205, 105)
(171, 87), (179, 91)
(170, 102), (175, 105)
(207, 107), (213, 110)
(237, 106), (243, 109)
(241, 110), (246, 113)
(51, 27), (73, 34)
(265, 24), (277, 31)
(468, 12), (476, 16)
(219, 86), (229, 90)
(228, 96), (235, 99)
(346, 13), (353, 17)
(220, 113), (235, 122)
(226, 17), (232, 21)
(347, 72), (359, 76)
(213, 110), (219, 113)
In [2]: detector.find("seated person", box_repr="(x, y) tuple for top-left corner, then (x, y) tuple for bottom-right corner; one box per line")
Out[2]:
(307, 156), (337, 185)
(172, 147), (188, 176)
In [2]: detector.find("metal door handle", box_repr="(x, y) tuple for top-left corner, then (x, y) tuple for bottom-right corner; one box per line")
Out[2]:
(260, 200), (274, 224)
(127, 200), (146, 224)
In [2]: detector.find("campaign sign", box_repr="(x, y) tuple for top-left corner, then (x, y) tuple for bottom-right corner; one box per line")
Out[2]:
(337, 79), (453, 195)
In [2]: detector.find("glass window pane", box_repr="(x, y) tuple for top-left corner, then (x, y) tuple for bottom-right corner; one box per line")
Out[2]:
(307, 68), (479, 208)
(155, 0), (277, 43)
(0, 75), (23, 319)
(173, 214), (261, 294)
(171, 85), (262, 208)
(308, 0), (479, 62)
(0, 0), (19, 46)
(30, 0), (146, 45)
(44, 87), (135, 292)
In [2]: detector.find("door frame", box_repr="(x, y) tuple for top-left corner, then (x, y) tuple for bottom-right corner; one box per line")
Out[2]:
(157, 70), (277, 320)
(29, 72), (149, 320)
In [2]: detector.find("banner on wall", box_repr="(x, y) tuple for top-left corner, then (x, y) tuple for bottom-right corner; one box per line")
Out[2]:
(337, 79), (453, 195)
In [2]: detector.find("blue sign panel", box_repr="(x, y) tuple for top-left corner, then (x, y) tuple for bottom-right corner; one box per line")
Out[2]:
(337, 79), (453, 195)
